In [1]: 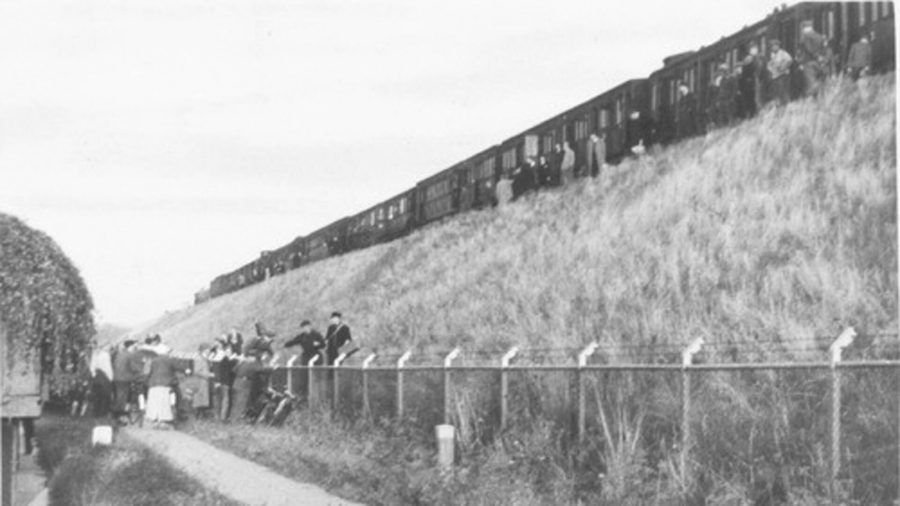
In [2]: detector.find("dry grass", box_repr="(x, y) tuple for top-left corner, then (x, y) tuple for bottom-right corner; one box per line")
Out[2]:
(155, 75), (896, 505)
(139, 75), (896, 361)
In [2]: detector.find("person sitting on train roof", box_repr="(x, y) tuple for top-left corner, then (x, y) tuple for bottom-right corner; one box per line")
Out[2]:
(798, 20), (829, 97)
(767, 39), (793, 106)
(284, 319), (326, 365)
(846, 35), (872, 81)
(495, 170), (513, 208)
(324, 312), (353, 366)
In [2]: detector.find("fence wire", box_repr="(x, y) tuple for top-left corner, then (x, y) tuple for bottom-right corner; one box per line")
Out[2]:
(263, 359), (898, 503)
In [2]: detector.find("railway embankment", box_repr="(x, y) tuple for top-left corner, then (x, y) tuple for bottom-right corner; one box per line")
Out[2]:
(131, 75), (897, 505)
(139, 75), (896, 360)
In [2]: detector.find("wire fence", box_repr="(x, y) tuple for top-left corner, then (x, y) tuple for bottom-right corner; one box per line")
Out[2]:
(262, 328), (898, 503)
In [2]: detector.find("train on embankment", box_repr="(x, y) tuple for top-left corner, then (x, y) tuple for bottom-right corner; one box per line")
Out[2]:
(194, 1), (895, 305)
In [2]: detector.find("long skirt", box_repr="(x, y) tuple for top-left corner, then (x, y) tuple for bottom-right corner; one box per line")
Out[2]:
(145, 386), (174, 422)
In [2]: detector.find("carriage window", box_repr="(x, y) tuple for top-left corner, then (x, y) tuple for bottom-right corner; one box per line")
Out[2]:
(574, 119), (588, 140)
(542, 135), (553, 152)
(599, 109), (609, 128)
(502, 148), (517, 169)
(615, 97), (624, 125)
(859, 3), (867, 26)
(399, 198), (407, 214)
(425, 179), (451, 200)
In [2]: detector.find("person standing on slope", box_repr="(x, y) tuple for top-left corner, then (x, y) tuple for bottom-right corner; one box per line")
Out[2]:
(324, 312), (353, 365)
(284, 319), (326, 365)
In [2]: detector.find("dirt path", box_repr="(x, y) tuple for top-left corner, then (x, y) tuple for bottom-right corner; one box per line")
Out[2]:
(122, 427), (364, 506)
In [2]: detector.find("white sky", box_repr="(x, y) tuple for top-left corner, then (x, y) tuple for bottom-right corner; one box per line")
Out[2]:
(0, 0), (781, 326)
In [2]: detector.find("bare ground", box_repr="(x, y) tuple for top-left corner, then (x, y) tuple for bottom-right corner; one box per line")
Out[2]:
(122, 426), (364, 506)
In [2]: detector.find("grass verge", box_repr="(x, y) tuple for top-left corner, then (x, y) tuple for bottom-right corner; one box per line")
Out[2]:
(35, 414), (241, 506)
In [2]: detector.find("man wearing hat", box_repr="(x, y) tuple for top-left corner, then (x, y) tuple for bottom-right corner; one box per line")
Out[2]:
(284, 320), (326, 365)
(324, 312), (353, 365)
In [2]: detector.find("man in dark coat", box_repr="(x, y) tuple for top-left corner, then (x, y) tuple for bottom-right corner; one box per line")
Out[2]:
(284, 320), (326, 365)
(676, 84), (698, 139)
(846, 35), (872, 80)
(547, 144), (563, 187)
(111, 340), (144, 424)
(324, 312), (353, 365)
(798, 21), (829, 96)
(229, 350), (267, 422)
(244, 321), (276, 357)
(226, 327), (243, 355)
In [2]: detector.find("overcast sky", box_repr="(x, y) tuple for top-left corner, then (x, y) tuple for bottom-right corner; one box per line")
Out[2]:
(1, 0), (782, 326)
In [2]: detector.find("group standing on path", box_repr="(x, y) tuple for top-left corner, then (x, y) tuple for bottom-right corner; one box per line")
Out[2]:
(85, 311), (355, 428)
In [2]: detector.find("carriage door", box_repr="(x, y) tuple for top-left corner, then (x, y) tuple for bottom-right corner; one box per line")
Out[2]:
(458, 165), (475, 212)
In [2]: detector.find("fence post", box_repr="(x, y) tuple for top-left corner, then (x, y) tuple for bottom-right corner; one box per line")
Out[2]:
(333, 352), (348, 415)
(577, 343), (599, 443)
(307, 355), (319, 407)
(500, 346), (519, 430)
(680, 337), (704, 486)
(286, 355), (299, 395)
(444, 348), (461, 424)
(397, 350), (412, 419)
(828, 327), (856, 501)
(362, 353), (377, 417)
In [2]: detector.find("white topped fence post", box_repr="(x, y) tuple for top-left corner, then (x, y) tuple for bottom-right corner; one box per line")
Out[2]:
(829, 327), (856, 502)
(362, 353), (377, 417)
(443, 348), (461, 424)
(500, 346), (519, 430)
(307, 354), (319, 408)
(576, 342), (599, 443)
(396, 350), (412, 419)
(332, 352), (348, 415)
(680, 337), (704, 486)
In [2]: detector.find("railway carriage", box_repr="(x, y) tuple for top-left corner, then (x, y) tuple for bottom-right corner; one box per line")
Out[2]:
(347, 188), (417, 250)
(456, 146), (500, 212)
(305, 218), (350, 263)
(649, 2), (895, 144)
(416, 164), (464, 226)
(196, 1), (895, 304)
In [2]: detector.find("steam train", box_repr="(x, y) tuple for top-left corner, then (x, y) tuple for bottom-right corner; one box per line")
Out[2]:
(195, 1), (895, 304)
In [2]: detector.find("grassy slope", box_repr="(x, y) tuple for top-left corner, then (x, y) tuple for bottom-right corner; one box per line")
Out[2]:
(140, 76), (897, 360)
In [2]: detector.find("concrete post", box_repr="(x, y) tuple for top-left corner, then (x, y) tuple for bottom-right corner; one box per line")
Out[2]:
(396, 350), (412, 419)
(829, 327), (856, 501)
(286, 355), (299, 395)
(500, 346), (519, 430)
(443, 348), (461, 424)
(576, 343), (599, 443)
(681, 337), (704, 486)
(362, 353), (377, 417)
(436, 424), (455, 470)
(333, 352), (348, 414)
(307, 355), (319, 407)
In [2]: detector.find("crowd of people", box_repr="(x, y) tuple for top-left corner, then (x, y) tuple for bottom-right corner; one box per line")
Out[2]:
(85, 312), (354, 429)
(679, 22), (874, 138)
(493, 23), (875, 209)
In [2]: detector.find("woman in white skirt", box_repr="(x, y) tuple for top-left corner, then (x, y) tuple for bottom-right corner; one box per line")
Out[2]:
(145, 350), (180, 429)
